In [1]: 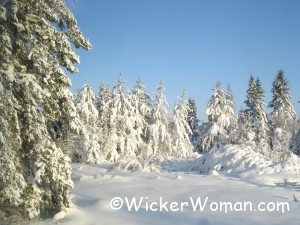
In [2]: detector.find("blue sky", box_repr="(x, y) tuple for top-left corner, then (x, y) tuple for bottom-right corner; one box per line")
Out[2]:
(66, 0), (300, 120)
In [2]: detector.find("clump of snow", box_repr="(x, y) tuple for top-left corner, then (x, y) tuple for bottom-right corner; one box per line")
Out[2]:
(53, 210), (67, 221)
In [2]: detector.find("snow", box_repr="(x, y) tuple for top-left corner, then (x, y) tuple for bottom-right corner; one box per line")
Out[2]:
(24, 145), (300, 225)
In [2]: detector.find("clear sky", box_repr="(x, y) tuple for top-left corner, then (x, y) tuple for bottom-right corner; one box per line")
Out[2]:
(66, 0), (300, 120)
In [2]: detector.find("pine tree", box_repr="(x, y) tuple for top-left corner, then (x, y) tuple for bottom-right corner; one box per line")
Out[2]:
(0, 25), (26, 219)
(269, 70), (295, 118)
(130, 78), (152, 157)
(244, 76), (270, 156)
(170, 90), (194, 157)
(146, 81), (172, 156)
(226, 84), (236, 113)
(0, 0), (91, 220)
(95, 81), (111, 117)
(100, 75), (137, 161)
(187, 98), (200, 144)
(74, 84), (101, 163)
(268, 70), (296, 161)
(234, 108), (255, 145)
(199, 81), (236, 151)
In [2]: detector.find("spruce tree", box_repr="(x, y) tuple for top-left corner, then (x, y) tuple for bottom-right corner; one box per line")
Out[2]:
(170, 90), (194, 157)
(131, 78), (152, 157)
(199, 81), (236, 151)
(0, 0), (91, 220)
(74, 84), (101, 163)
(187, 98), (200, 143)
(146, 81), (172, 156)
(244, 76), (270, 156)
(268, 70), (296, 161)
(96, 81), (111, 117)
(100, 75), (137, 161)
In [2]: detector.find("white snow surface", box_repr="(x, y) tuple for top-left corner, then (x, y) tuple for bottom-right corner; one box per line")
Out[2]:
(23, 145), (300, 224)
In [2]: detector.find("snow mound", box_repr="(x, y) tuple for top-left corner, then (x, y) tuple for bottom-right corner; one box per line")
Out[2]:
(191, 144), (300, 185)
(53, 210), (67, 221)
(191, 144), (274, 174)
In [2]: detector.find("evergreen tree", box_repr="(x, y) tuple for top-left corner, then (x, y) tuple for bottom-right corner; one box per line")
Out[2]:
(146, 81), (172, 156)
(74, 84), (101, 163)
(291, 118), (300, 156)
(187, 98), (200, 144)
(234, 108), (255, 145)
(199, 81), (236, 151)
(170, 90), (194, 157)
(0, 0), (91, 220)
(100, 75), (137, 161)
(130, 78), (152, 157)
(268, 70), (296, 161)
(244, 76), (270, 156)
(95, 81), (111, 117)
(226, 84), (236, 113)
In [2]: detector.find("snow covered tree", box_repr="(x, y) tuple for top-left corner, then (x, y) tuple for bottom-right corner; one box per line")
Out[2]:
(0, 0), (91, 220)
(74, 84), (101, 163)
(268, 70), (296, 161)
(187, 98), (200, 144)
(233, 108), (255, 145)
(145, 81), (172, 156)
(0, 19), (26, 219)
(95, 81), (111, 117)
(100, 75), (138, 161)
(291, 118), (300, 156)
(244, 76), (270, 156)
(130, 78), (152, 157)
(226, 84), (236, 113)
(199, 81), (236, 151)
(170, 90), (194, 157)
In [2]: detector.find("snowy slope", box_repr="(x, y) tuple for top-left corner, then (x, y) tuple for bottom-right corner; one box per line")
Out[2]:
(24, 162), (300, 225)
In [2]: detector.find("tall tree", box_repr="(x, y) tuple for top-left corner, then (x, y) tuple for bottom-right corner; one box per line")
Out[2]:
(244, 76), (270, 156)
(268, 70), (296, 161)
(0, 0), (91, 220)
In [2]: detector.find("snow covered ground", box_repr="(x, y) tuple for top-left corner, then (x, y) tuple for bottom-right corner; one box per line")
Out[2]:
(25, 159), (300, 225)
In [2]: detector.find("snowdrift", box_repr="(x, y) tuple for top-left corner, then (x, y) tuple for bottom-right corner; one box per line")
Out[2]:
(113, 144), (300, 186)
(191, 144), (300, 174)
(191, 144), (300, 186)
